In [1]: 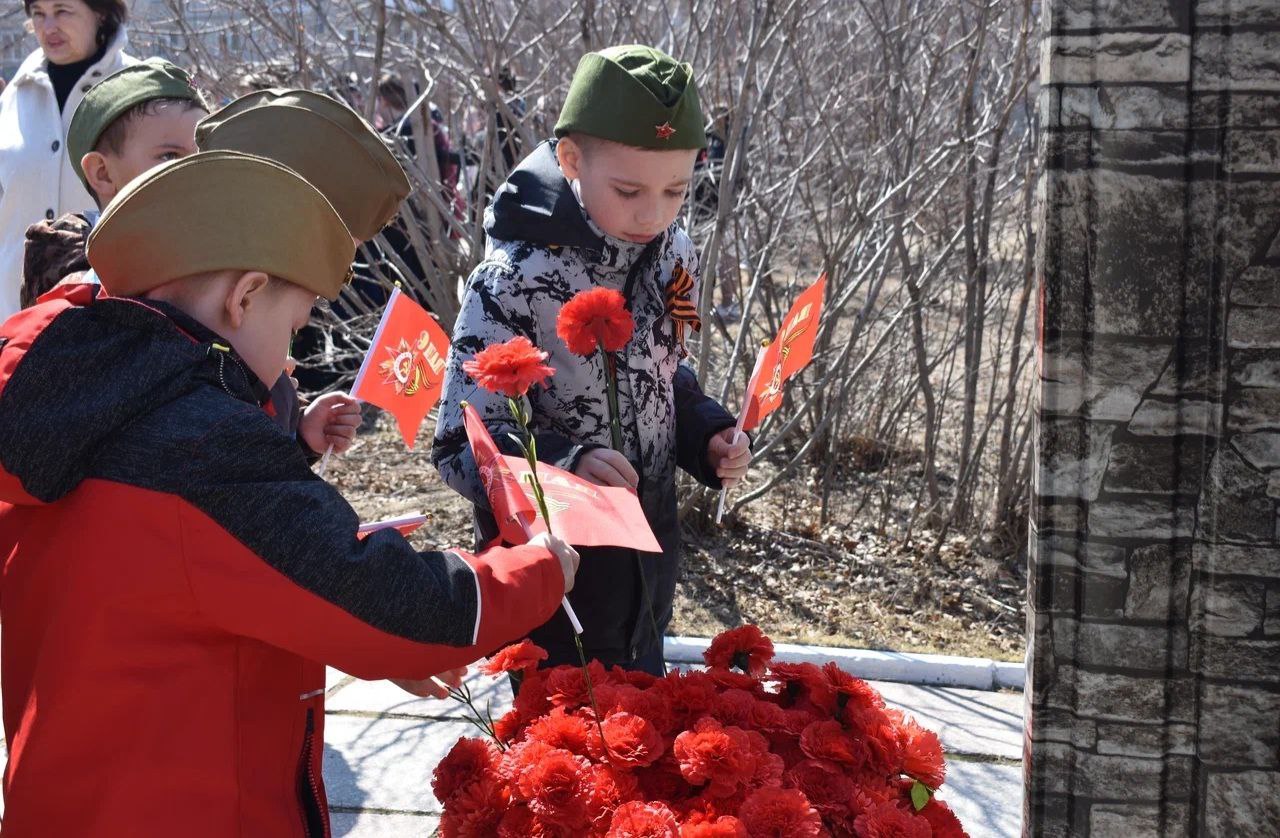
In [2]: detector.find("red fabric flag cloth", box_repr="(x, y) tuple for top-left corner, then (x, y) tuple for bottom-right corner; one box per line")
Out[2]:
(461, 404), (661, 552)
(462, 403), (539, 543)
(741, 273), (827, 432)
(350, 287), (451, 449)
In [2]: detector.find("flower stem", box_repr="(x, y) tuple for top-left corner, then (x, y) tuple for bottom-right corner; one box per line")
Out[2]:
(602, 351), (624, 452)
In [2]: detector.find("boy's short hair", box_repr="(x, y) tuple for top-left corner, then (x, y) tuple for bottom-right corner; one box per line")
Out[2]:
(95, 96), (210, 158)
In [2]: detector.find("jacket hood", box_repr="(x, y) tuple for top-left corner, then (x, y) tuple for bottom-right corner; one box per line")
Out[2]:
(484, 139), (605, 252)
(0, 294), (267, 506)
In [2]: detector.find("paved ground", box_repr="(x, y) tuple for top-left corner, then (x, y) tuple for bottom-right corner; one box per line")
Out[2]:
(0, 657), (1025, 836)
(323, 665), (1025, 837)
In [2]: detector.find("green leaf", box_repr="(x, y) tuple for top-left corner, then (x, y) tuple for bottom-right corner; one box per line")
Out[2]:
(910, 780), (931, 812)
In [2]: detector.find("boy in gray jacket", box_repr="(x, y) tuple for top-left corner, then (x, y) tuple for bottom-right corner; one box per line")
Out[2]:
(433, 45), (752, 674)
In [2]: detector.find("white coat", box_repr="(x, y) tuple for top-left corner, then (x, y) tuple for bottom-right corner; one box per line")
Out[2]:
(0, 27), (135, 319)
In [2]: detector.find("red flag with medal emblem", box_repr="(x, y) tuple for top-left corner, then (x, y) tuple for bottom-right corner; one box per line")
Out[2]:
(741, 274), (827, 432)
(350, 287), (451, 449)
(462, 403), (661, 552)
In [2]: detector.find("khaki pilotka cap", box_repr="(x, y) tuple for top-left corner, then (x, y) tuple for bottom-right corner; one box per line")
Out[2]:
(86, 151), (356, 300)
(555, 44), (707, 151)
(195, 89), (411, 242)
(66, 59), (204, 193)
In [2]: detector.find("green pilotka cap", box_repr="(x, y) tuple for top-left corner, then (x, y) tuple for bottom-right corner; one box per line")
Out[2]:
(67, 59), (203, 193)
(87, 151), (356, 301)
(196, 89), (410, 242)
(555, 45), (707, 150)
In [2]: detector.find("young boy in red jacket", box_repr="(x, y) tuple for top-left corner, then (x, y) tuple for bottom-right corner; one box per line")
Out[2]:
(0, 150), (579, 837)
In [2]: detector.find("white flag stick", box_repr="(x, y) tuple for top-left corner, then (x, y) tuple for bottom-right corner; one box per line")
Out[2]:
(357, 512), (429, 535)
(518, 515), (583, 635)
(715, 342), (770, 525)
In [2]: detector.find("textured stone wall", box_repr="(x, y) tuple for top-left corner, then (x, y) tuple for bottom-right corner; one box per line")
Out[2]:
(1028, 1), (1280, 834)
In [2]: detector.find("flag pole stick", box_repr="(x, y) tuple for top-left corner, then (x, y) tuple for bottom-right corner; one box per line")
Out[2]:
(518, 517), (583, 635)
(715, 341), (770, 526)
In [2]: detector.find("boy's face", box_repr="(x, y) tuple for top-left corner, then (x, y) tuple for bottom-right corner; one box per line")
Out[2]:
(150, 271), (317, 387)
(222, 274), (319, 387)
(84, 105), (204, 205)
(557, 137), (698, 244)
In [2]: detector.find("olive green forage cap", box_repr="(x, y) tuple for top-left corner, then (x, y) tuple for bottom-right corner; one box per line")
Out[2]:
(555, 44), (706, 150)
(67, 59), (203, 193)
(87, 151), (356, 301)
(196, 89), (410, 241)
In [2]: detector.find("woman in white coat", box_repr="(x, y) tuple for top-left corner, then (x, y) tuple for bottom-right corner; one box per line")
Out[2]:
(0, 0), (135, 319)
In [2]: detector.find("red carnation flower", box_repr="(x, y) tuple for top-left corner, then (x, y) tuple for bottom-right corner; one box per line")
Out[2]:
(737, 787), (823, 837)
(897, 715), (946, 789)
(498, 738), (555, 785)
(463, 336), (556, 397)
(439, 777), (508, 837)
(784, 759), (857, 831)
(557, 287), (636, 356)
(681, 814), (750, 837)
(513, 747), (593, 828)
(799, 719), (868, 770)
(497, 805), (560, 838)
(493, 709), (522, 744)
(433, 738), (498, 804)
(482, 639), (549, 676)
(525, 707), (595, 757)
(673, 717), (757, 798)
(592, 711), (666, 768)
(711, 689), (758, 728)
(546, 660), (608, 710)
(918, 798), (969, 838)
(704, 626), (774, 676)
(853, 800), (932, 838)
(585, 763), (642, 829)
(608, 800), (682, 837)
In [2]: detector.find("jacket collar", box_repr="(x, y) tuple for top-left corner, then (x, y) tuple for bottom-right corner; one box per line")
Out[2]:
(11, 25), (129, 88)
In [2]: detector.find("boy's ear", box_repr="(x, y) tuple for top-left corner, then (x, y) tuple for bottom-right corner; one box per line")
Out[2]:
(557, 137), (583, 180)
(224, 271), (272, 330)
(80, 152), (114, 205)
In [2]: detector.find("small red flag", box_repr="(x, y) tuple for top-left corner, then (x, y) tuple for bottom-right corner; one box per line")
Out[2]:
(741, 274), (827, 432)
(351, 288), (451, 449)
(462, 403), (538, 544)
(461, 404), (661, 552)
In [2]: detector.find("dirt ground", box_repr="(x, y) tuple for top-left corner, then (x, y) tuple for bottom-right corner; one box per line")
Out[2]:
(326, 412), (1026, 663)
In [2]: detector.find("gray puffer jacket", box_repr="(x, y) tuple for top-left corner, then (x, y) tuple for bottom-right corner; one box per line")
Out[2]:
(432, 140), (736, 669)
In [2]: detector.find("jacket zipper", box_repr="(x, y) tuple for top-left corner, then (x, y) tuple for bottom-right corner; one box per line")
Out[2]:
(297, 707), (330, 838)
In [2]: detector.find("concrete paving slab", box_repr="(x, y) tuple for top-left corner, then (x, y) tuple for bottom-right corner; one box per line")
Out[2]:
(330, 811), (439, 837)
(323, 714), (474, 814)
(874, 681), (1024, 760)
(942, 758), (1023, 837)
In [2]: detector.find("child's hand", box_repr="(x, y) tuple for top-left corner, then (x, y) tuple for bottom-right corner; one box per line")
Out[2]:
(707, 428), (752, 489)
(300, 392), (361, 455)
(284, 356), (299, 391)
(390, 666), (468, 699)
(530, 532), (581, 594)
(574, 448), (639, 489)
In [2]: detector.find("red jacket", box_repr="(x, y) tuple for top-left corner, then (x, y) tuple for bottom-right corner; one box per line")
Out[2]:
(0, 288), (564, 836)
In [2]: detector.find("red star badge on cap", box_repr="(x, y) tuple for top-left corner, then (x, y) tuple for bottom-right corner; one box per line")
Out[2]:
(655, 122), (677, 140)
